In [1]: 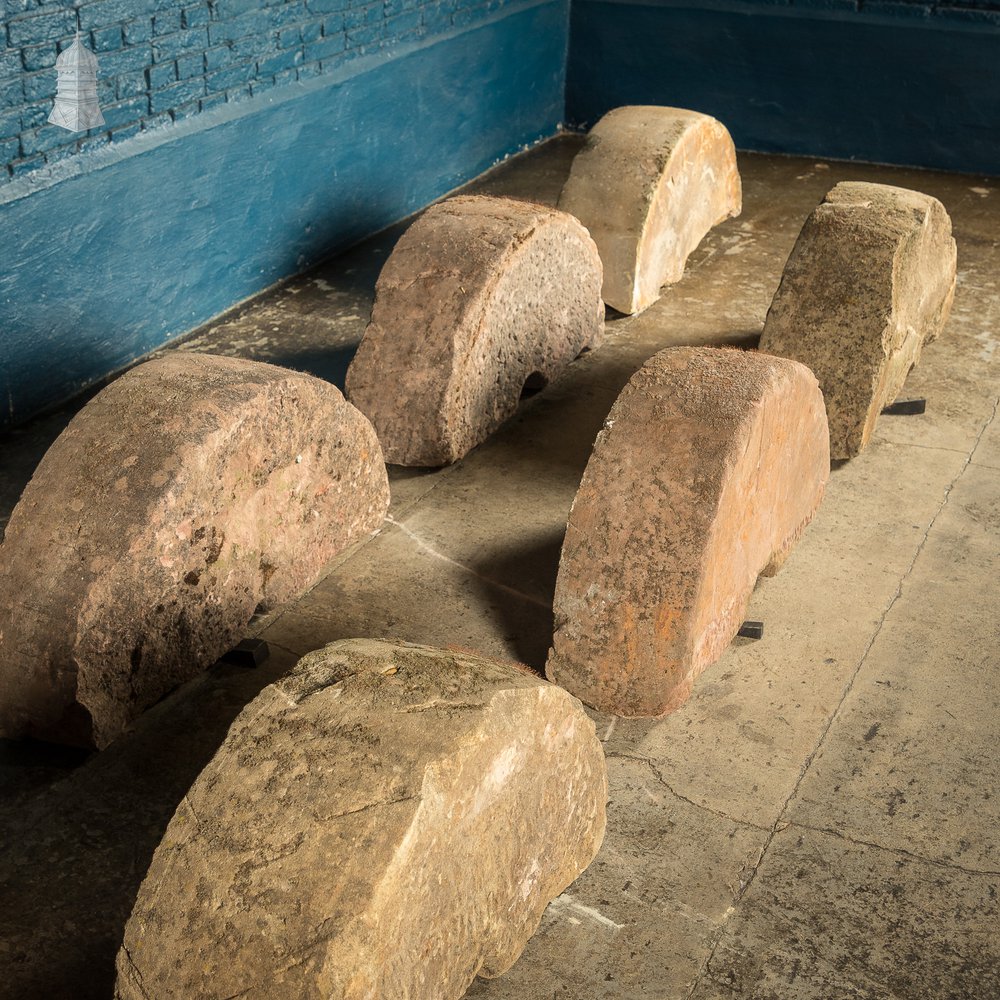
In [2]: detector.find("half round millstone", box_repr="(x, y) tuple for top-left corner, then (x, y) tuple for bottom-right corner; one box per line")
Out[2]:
(0, 353), (389, 749)
(115, 638), (608, 1000)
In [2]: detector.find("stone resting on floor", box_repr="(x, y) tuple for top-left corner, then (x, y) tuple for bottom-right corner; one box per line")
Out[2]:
(115, 638), (608, 1000)
(345, 194), (604, 466)
(0, 353), (389, 750)
(759, 180), (957, 460)
(558, 105), (742, 316)
(546, 346), (830, 718)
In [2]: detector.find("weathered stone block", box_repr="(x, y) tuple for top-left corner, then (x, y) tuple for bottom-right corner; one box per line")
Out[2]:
(759, 181), (957, 460)
(546, 347), (829, 717)
(558, 105), (742, 315)
(115, 638), (608, 1000)
(0, 354), (389, 749)
(345, 194), (604, 466)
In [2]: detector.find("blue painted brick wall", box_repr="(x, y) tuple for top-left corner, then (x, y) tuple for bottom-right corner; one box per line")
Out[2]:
(732, 0), (1000, 7)
(0, 0), (514, 183)
(763, 0), (1000, 12)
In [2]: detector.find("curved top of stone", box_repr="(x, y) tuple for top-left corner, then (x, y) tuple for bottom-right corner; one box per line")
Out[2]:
(825, 179), (940, 212)
(760, 180), (956, 459)
(115, 638), (607, 999)
(558, 105), (741, 315)
(812, 181), (952, 252)
(4, 352), (353, 581)
(546, 346), (829, 717)
(346, 194), (603, 466)
(0, 353), (389, 748)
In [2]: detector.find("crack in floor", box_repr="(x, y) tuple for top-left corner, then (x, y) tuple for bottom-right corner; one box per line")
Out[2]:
(384, 514), (551, 610)
(607, 751), (770, 834)
(255, 459), (466, 640)
(685, 395), (1000, 998)
(875, 438), (974, 456)
(785, 820), (1000, 878)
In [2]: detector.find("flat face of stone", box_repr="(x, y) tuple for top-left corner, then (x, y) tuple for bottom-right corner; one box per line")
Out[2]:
(546, 347), (829, 717)
(345, 194), (604, 466)
(115, 638), (607, 1000)
(759, 181), (957, 460)
(0, 354), (389, 749)
(558, 105), (742, 315)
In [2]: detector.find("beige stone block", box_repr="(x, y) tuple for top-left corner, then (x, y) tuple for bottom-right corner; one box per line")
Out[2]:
(759, 181), (957, 460)
(558, 105), (742, 315)
(115, 638), (608, 1000)
(0, 354), (389, 749)
(546, 346), (829, 717)
(345, 194), (604, 467)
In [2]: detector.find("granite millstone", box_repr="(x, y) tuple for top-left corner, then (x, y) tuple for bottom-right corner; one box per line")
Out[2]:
(0, 354), (389, 749)
(115, 638), (608, 1000)
(759, 181), (957, 460)
(345, 194), (604, 466)
(558, 105), (742, 315)
(546, 347), (829, 717)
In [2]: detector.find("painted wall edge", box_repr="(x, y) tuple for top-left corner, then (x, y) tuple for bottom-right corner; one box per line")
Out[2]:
(0, 0), (568, 430)
(566, 0), (1000, 176)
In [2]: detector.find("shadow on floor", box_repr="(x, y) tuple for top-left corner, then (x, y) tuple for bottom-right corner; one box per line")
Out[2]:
(0, 653), (296, 1000)
(0, 405), (85, 541)
(265, 343), (358, 391)
(467, 528), (566, 672)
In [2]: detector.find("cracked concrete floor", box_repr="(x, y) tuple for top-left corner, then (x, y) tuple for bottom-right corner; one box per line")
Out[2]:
(1, 136), (998, 999)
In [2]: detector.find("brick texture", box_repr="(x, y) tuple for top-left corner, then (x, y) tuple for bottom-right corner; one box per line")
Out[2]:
(747, 0), (1000, 10)
(0, 0), (512, 183)
(740, 0), (1000, 19)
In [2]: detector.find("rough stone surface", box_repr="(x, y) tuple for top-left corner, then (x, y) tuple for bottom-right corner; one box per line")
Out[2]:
(115, 638), (608, 1000)
(546, 346), (829, 717)
(759, 180), (957, 460)
(3, 143), (998, 1000)
(345, 194), (604, 466)
(558, 105), (742, 315)
(0, 354), (389, 749)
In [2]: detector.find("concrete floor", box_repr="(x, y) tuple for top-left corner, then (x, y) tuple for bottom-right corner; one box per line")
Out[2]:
(1, 136), (998, 999)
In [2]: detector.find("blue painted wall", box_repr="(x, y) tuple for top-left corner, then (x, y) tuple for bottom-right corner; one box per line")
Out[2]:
(0, 0), (526, 182)
(4, 0), (1000, 428)
(567, 0), (1000, 175)
(0, 0), (568, 428)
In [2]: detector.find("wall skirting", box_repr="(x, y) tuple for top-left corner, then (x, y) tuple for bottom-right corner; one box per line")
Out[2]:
(567, 0), (1000, 176)
(0, 0), (567, 429)
(5, 0), (999, 429)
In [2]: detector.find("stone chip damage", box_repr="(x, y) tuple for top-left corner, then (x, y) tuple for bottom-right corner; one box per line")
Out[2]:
(345, 194), (604, 466)
(546, 346), (829, 717)
(0, 353), (389, 750)
(759, 180), (957, 460)
(114, 638), (608, 1000)
(558, 105), (742, 315)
